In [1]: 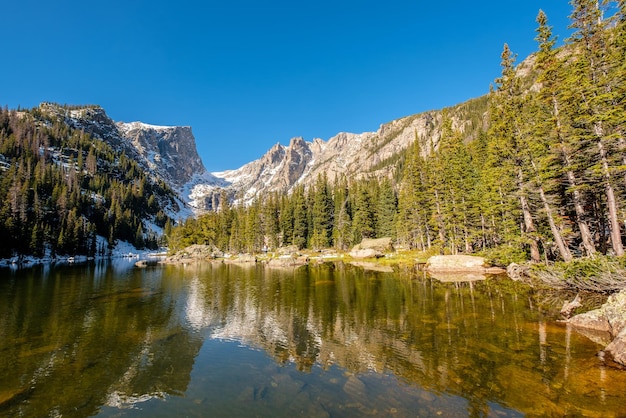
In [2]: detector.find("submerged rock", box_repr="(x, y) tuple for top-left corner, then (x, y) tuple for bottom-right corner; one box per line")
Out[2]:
(569, 288), (626, 366)
(266, 255), (308, 268)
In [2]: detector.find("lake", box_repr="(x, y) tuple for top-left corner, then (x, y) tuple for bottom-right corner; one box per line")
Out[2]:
(1, 260), (625, 417)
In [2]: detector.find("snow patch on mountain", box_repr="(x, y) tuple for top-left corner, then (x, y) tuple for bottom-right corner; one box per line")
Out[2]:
(117, 121), (175, 133)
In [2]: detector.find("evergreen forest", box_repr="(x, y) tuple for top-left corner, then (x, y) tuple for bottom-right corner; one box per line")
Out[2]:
(0, 105), (176, 258)
(169, 1), (626, 265)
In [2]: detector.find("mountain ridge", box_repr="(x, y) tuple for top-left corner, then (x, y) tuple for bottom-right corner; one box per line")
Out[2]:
(195, 95), (489, 209)
(36, 89), (490, 215)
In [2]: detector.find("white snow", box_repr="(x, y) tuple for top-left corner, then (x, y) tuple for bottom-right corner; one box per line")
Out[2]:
(117, 121), (176, 133)
(0, 237), (166, 269)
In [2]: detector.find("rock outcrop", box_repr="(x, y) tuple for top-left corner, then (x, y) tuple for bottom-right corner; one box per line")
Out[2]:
(569, 288), (626, 367)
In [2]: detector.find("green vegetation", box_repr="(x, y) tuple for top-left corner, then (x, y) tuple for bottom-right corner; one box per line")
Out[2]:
(170, 1), (626, 271)
(0, 105), (176, 258)
(530, 255), (626, 292)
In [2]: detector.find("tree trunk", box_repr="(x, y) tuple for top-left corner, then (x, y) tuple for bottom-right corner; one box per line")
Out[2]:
(597, 135), (624, 256)
(517, 168), (541, 263)
(552, 95), (597, 256)
(529, 156), (573, 262)
(481, 213), (487, 250)
(462, 197), (471, 253)
(434, 189), (445, 246)
(538, 184), (573, 261)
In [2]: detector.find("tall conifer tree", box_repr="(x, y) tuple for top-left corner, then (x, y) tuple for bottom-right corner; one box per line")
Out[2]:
(567, 0), (624, 255)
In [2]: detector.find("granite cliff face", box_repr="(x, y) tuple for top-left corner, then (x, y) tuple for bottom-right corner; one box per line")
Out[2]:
(117, 121), (206, 189)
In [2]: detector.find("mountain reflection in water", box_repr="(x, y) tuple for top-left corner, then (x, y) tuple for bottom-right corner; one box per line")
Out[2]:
(1, 260), (625, 417)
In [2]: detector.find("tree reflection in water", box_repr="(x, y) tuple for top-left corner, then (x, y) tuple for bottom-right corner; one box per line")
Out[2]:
(0, 260), (625, 417)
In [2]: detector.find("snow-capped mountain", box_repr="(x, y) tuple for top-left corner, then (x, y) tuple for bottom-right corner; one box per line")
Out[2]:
(38, 103), (227, 216)
(38, 95), (488, 216)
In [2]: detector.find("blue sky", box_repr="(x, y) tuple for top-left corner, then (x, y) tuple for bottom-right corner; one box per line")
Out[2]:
(2, 1), (575, 171)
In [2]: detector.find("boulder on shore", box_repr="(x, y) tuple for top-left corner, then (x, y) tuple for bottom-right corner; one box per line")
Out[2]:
(569, 288), (626, 367)
(161, 244), (222, 264)
(351, 237), (394, 253)
(349, 237), (393, 259)
(426, 255), (487, 272)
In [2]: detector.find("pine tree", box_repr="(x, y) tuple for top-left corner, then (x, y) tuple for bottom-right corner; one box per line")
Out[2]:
(486, 44), (540, 261)
(433, 114), (479, 253)
(261, 192), (280, 250)
(376, 177), (397, 239)
(332, 176), (352, 250)
(311, 174), (333, 249)
(532, 10), (575, 261)
(279, 194), (294, 247)
(291, 185), (308, 249)
(567, 0), (624, 255)
(351, 182), (376, 242)
(397, 137), (432, 250)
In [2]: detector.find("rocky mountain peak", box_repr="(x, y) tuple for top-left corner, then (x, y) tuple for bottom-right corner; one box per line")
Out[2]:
(37, 103), (223, 211)
(116, 121), (207, 189)
(264, 142), (286, 165)
(195, 96), (489, 211)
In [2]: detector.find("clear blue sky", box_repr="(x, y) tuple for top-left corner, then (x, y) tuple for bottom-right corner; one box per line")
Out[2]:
(1, 1), (575, 171)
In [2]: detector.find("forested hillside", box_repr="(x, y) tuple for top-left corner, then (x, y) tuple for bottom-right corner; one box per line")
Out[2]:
(170, 1), (626, 264)
(0, 105), (178, 258)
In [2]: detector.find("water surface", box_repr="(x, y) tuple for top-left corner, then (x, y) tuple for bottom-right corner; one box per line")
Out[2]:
(1, 260), (625, 417)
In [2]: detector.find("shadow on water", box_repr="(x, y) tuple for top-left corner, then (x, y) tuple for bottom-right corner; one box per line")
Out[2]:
(1, 260), (625, 417)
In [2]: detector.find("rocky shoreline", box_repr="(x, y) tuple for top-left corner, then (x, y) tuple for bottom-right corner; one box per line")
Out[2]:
(568, 289), (626, 367)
